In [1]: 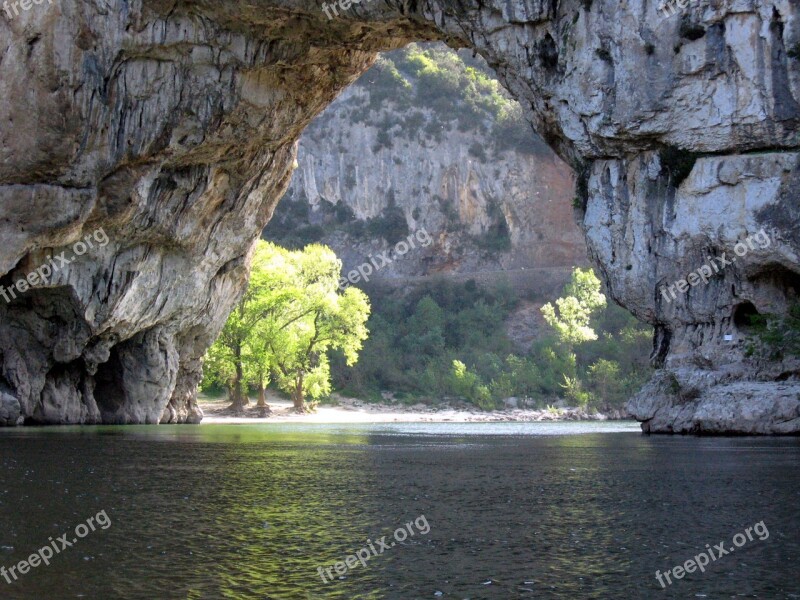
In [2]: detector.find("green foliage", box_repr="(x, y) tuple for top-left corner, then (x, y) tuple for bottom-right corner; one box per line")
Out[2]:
(448, 360), (489, 407)
(373, 129), (393, 152)
(264, 193), (409, 249)
(744, 303), (800, 360)
(468, 141), (488, 162)
(334, 202), (356, 225)
(532, 268), (653, 410)
(330, 267), (646, 410)
(261, 197), (330, 250)
(350, 43), (541, 155)
(203, 241), (370, 411)
(587, 359), (624, 405)
(330, 278), (517, 406)
(365, 201), (409, 244)
(469, 201), (512, 253)
(561, 375), (591, 406)
(492, 104), (543, 154)
(530, 339), (578, 396)
(659, 145), (700, 188)
(541, 268), (607, 347)
(330, 267), (652, 412)
(358, 56), (412, 111)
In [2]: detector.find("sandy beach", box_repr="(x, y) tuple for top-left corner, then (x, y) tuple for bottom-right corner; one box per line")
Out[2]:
(198, 393), (628, 424)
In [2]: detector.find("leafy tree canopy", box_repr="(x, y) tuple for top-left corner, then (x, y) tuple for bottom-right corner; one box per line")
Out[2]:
(202, 241), (370, 412)
(541, 268), (607, 346)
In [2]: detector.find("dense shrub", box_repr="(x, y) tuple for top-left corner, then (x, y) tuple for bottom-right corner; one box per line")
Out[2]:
(745, 302), (800, 359)
(331, 269), (653, 411)
(365, 201), (408, 244)
(659, 145), (700, 187)
(350, 43), (543, 154)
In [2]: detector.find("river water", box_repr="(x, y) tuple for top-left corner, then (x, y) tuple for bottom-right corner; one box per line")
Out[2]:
(0, 421), (798, 599)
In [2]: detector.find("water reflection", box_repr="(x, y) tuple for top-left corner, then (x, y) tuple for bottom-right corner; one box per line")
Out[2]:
(0, 424), (798, 599)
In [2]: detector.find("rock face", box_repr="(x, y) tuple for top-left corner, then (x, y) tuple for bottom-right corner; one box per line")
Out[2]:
(269, 44), (583, 296)
(591, 151), (800, 433)
(0, 0), (798, 432)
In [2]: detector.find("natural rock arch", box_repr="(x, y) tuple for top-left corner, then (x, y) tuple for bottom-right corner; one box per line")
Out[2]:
(0, 0), (798, 432)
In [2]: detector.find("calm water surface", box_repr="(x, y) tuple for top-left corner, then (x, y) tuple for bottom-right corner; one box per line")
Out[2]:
(0, 421), (798, 599)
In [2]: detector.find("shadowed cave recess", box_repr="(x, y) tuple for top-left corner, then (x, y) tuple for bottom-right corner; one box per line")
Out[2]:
(0, 0), (799, 432)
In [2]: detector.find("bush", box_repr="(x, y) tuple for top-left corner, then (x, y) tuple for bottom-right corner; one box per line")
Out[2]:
(493, 104), (544, 155)
(446, 361), (498, 410)
(365, 201), (408, 244)
(659, 145), (700, 187)
(328, 266), (653, 413)
(373, 44), (541, 152)
(586, 359), (625, 407)
(745, 302), (800, 359)
(474, 219), (512, 253)
(357, 56), (412, 110)
(468, 141), (487, 162)
(561, 375), (592, 407)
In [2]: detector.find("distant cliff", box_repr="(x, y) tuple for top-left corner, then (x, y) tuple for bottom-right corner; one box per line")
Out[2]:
(266, 44), (585, 297)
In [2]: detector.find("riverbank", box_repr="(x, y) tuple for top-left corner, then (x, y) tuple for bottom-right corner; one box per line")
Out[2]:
(198, 393), (630, 424)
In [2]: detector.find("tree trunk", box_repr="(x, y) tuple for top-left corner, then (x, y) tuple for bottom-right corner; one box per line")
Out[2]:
(257, 384), (267, 408)
(228, 344), (248, 411)
(255, 373), (271, 416)
(292, 373), (305, 412)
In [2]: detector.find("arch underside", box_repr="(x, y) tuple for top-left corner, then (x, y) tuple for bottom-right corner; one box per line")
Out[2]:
(0, 0), (798, 432)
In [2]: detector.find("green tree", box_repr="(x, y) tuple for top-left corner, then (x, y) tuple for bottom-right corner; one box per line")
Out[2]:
(447, 360), (494, 410)
(401, 295), (446, 363)
(250, 243), (370, 412)
(587, 359), (623, 406)
(201, 248), (279, 411)
(541, 267), (607, 347)
(203, 242), (370, 413)
(746, 302), (800, 359)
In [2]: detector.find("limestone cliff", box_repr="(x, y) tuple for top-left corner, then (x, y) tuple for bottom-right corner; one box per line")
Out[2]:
(0, 0), (798, 432)
(266, 44), (582, 297)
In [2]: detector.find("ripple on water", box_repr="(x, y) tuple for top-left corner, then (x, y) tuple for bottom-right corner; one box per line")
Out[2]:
(0, 424), (798, 599)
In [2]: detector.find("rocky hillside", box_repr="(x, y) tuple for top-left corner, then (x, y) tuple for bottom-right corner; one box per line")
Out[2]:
(266, 44), (584, 298)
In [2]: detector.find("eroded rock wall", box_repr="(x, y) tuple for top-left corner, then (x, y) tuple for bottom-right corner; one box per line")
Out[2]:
(0, 0), (798, 431)
(586, 150), (800, 433)
(0, 0), (435, 424)
(272, 48), (583, 292)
